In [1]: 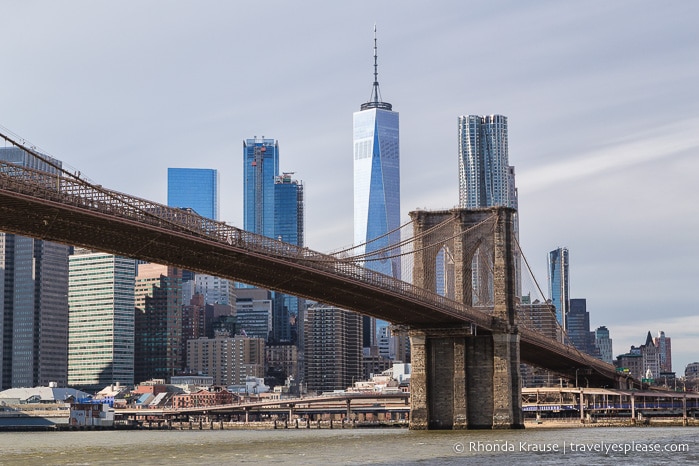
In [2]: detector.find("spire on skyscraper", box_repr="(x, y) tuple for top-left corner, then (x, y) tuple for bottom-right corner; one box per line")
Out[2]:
(361, 24), (392, 111)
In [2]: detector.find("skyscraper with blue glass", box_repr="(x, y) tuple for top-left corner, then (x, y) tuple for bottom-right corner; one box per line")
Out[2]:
(167, 168), (219, 220)
(242, 139), (303, 344)
(353, 27), (400, 348)
(243, 138), (279, 238)
(548, 247), (570, 331)
(273, 173), (305, 343)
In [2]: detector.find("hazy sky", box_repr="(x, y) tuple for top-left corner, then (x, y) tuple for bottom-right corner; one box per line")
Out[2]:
(2, 1), (698, 374)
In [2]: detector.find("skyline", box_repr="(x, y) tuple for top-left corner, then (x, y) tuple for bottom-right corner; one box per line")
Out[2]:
(1, 1), (697, 372)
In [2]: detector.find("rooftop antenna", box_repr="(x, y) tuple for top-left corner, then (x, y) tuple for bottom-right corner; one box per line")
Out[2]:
(361, 24), (392, 111)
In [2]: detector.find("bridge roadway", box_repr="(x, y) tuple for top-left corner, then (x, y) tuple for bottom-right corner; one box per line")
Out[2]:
(0, 157), (624, 386)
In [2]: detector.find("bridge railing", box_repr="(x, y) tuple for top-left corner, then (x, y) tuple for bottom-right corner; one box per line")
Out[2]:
(0, 160), (493, 328)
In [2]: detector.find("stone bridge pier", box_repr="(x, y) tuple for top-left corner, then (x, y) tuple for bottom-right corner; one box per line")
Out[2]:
(408, 207), (523, 429)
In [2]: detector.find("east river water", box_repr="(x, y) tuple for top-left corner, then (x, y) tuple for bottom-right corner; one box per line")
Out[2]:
(0, 426), (697, 465)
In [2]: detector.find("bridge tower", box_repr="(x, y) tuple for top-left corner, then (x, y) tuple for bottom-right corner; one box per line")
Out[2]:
(408, 207), (523, 429)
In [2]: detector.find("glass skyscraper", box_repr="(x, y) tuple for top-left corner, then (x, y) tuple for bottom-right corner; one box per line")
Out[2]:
(457, 115), (520, 302)
(272, 173), (305, 343)
(274, 173), (304, 247)
(167, 168), (219, 220)
(243, 137), (279, 238)
(242, 139), (304, 344)
(458, 115), (516, 209)
(0, 147), (70, 389)
(353, 28), (400, 348)
(548, 247), (570, 331)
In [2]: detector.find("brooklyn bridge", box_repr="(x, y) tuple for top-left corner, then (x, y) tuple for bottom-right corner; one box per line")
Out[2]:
(0, 130), (633, 430)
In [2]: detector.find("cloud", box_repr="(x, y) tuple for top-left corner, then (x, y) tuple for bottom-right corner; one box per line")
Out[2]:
(517, 118), (699, 194)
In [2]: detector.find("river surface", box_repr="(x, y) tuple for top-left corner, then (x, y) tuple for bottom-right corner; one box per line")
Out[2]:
(0, 426), (697, 465)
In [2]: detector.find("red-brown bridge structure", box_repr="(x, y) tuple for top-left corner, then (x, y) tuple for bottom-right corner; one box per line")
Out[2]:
(0, 131), (633, 429)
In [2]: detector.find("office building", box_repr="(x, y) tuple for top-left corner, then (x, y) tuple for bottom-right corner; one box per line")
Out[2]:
(304, 303), (363, 393)
(167, 167), (221, 283)
(566, 298), (597, 357)
(68, 249), (136, 389)
(353, 28), (400, 348)
(187, 335), (265, 386)
(519, 295), (558, 341)
(686, 362), (699, 381)
(594, 326), (614, 364)
(1, 147), (70, 389)
(653, 331), (672, 372)
(234, 288), (273, 341)
(618, 331), (664, 381)
(266, 344), (299, 388)
(134, 263), (183, 383)
(548, 247), (569, 330)
(457, 114), (520, 302)
(272, 173), (305, 343)
(167, 168), (219, 220)
(194, 274), (234, 306)
(243, 137), (279, 238)
(242, 140), (304, 344)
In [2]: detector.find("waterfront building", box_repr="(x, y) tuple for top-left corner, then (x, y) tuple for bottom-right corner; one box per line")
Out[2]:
(686, 362), (699, 381)
(594, 326), (614, 364)
(615, 352), (644, 380)
(134, 263), (184, 384)
(167, 167), (219, 220)
(457, 114), (520, 302)
(547, 247), (569, 330)
(621, 332), (663, 381)
(353, 27), (400, 348)
(305, 303), (363, 393)
(186, 335), (265, 386)
(0, 147), (70, 390)
(171, 387), (234, 409)
(68, 249), (136, 390)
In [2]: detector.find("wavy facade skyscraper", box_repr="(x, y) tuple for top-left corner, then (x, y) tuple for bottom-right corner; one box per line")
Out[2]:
(353, 27), (400, 347)
(457, 115), (520, 303)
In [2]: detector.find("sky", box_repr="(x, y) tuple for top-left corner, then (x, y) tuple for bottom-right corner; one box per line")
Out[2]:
(2, 1), (698, 374)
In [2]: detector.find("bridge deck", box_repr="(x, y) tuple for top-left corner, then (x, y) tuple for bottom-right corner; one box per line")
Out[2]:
(0, 158), (626, 386)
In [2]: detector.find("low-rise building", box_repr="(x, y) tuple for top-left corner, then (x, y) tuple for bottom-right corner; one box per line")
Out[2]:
(171, 387), (234, 409)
